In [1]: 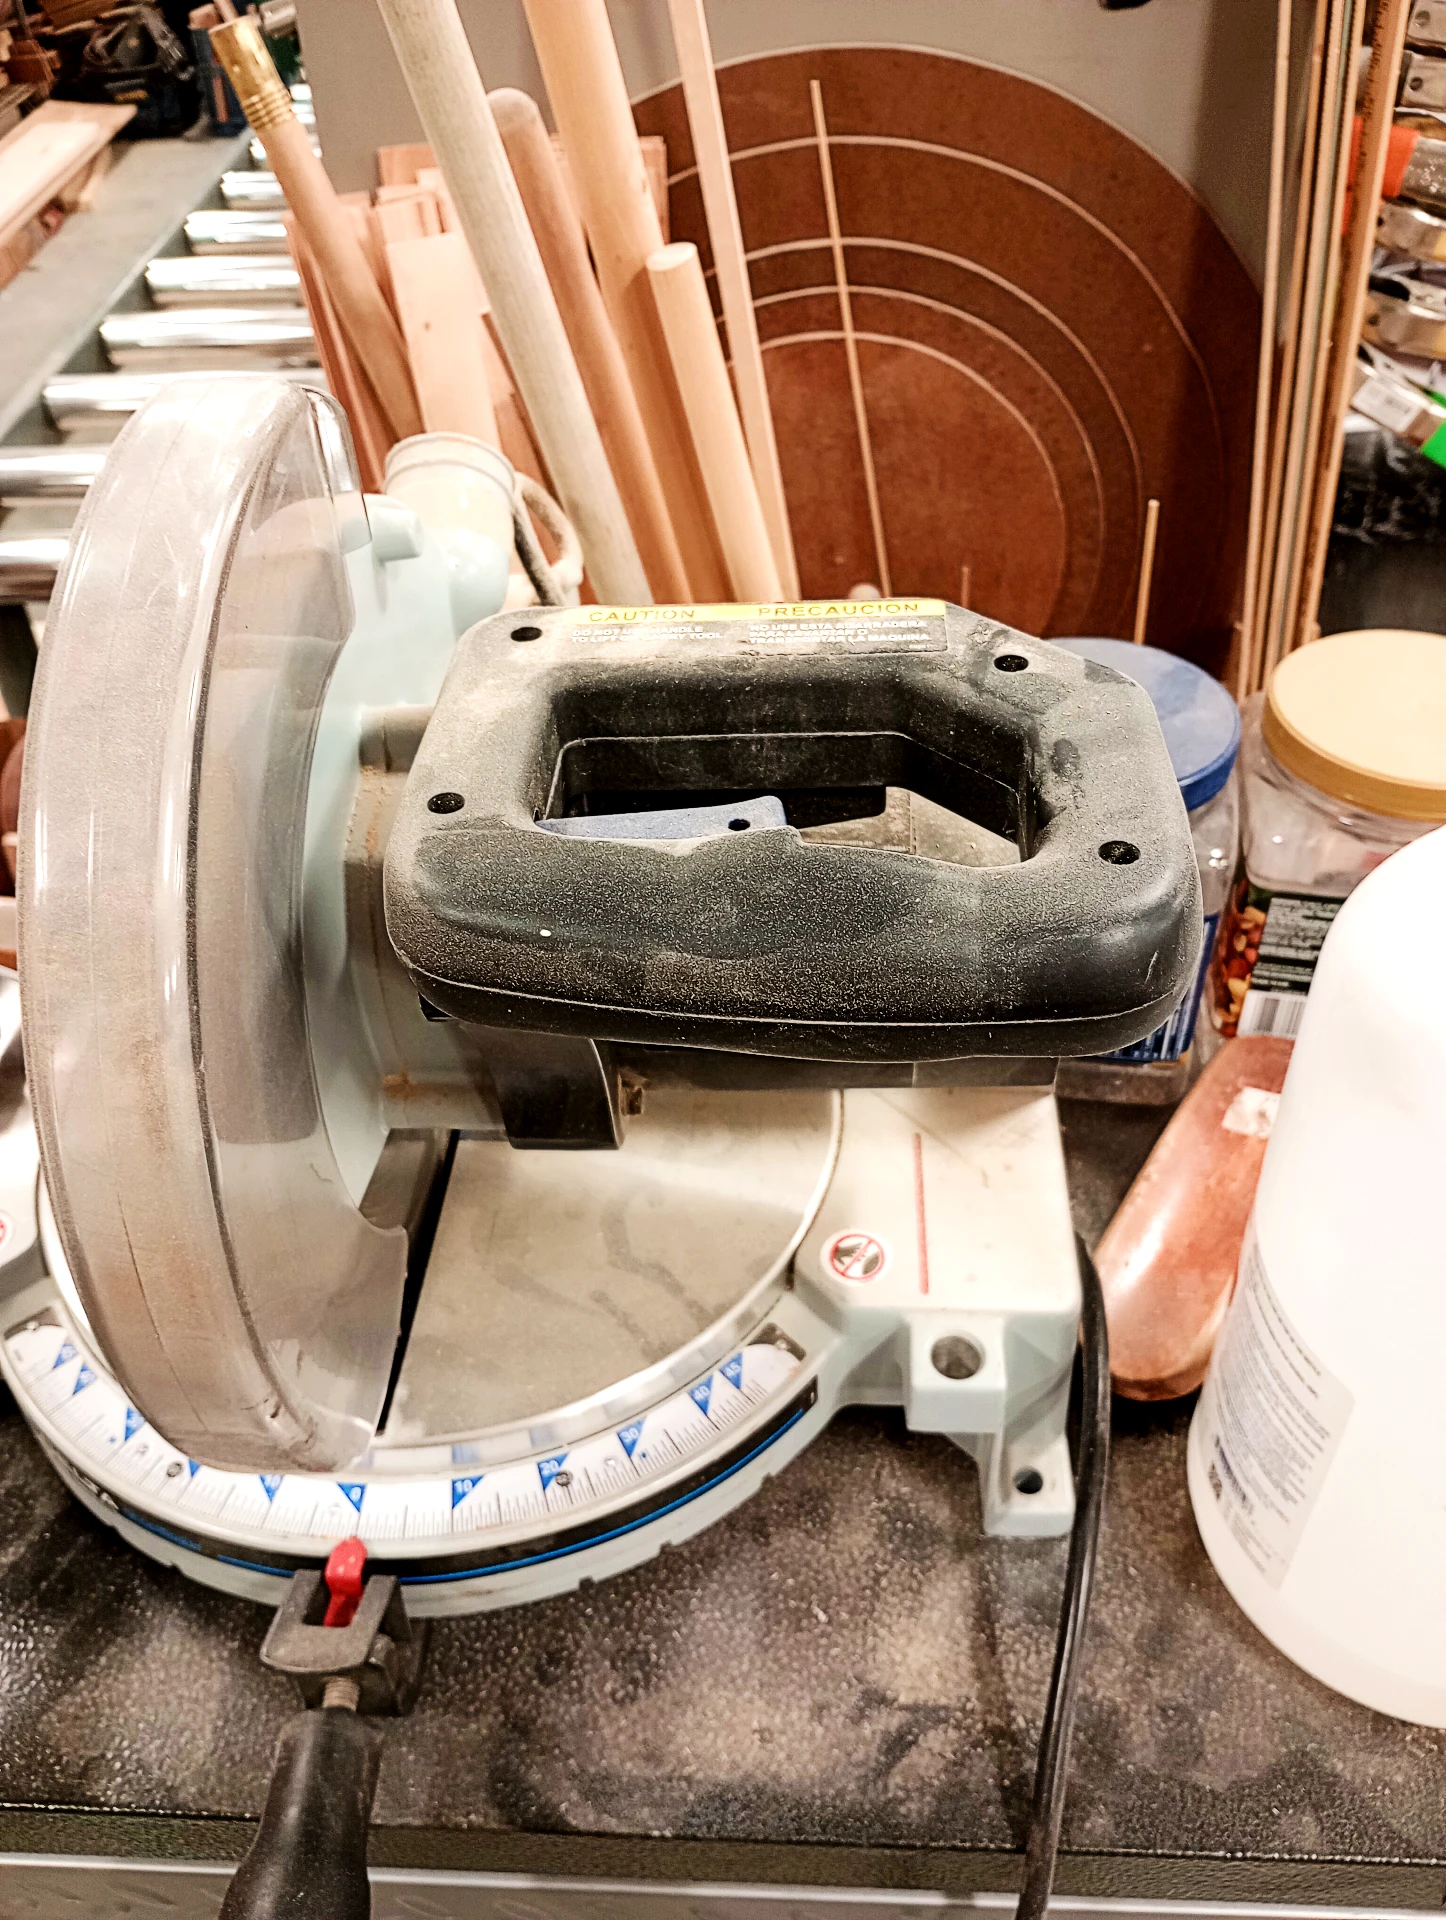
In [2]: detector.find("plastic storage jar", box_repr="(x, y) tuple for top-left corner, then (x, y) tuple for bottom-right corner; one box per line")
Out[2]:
(1053, 639), (1240, 1103)
(1209, 629), (1446, 1042)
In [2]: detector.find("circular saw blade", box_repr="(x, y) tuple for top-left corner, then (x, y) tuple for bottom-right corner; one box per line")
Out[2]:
(20, 375), (407, 1475)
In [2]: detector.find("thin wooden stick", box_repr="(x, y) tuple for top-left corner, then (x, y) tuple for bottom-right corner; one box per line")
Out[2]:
(649, 242), (783, 601)
(285, 213), (390, 491)
(211, 17), (422, 443)
(1235, 0), (1293, 704)
(490, 87), (689, 602)
(375, 0), (650, 605)
(1272, 0), (1363, 674)
(810, 80), (890, 597)
(958, 563), (971, 610)
(1132, 498), (1160, 646)
(1261, 0), (1355, 683)
(1293, 0), (1411, 653)
(1250, 0), (1329, 694)
(667, 0), (798, 597)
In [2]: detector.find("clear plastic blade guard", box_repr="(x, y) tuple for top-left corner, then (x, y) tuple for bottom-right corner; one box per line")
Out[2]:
(20, 376), (406, 1474)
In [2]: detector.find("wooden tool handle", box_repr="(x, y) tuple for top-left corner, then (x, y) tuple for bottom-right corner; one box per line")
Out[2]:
(647, 242), (782, 602)
(375, 0), (651, 606)
(211, 18), (421, 444)
(490, 87), (687, 603)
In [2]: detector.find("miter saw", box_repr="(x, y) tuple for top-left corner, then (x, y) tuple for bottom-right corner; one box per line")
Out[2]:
(1, 372), (1200, 1606)
(0, 372), (1196, 1909)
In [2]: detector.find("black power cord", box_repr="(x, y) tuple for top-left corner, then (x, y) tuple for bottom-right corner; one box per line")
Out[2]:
(1017, 1236), (1111, 1920)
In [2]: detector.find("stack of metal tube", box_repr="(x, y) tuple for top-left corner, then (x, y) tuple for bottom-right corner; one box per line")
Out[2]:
(0, 93), (325, 608)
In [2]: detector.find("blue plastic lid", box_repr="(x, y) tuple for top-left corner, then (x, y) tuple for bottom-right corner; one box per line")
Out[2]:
(1053, 637), (1241, 811)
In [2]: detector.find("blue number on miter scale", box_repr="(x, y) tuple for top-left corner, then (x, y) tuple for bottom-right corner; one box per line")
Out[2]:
(689, 1376), (713, 1418)
(537, 1454), (568, 1493)
(452, 1475), (483, 1508)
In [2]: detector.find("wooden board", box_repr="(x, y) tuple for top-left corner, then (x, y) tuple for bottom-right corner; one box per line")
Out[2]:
(387, 229), (498, 443)
(378, 131), (668, 233)
(377, 141), (435, 187)
(374, 187), (442, 243)
(0, 100), (134, 250)
(550, 132), (669, 242)
(416, 165), (458, 232)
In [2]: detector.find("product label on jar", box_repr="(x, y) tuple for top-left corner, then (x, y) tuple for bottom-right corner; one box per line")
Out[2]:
(1210, 880), (1346, 1039)
(1197, 1227), (1353, 1589)
(1104, 911), (1218, 1063)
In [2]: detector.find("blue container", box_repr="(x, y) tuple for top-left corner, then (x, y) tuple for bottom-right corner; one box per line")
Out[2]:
(1055, 638), (1241, 1069)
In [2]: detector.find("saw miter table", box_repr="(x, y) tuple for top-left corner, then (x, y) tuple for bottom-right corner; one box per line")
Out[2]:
(0, 374), (1234, 1910)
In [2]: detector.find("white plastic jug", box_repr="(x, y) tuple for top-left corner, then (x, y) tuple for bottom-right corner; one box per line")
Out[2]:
(1188, 825), (1446, 1724)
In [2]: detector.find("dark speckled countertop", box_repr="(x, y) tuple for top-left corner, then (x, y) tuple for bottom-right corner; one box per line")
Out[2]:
(0, 1101), (1441, 1907)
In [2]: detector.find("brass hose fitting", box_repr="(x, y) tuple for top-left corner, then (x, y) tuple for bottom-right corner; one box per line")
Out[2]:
(209, 15), (293, 135)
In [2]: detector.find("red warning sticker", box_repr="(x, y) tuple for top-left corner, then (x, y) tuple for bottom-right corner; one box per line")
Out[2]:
(822, 1228), (892, 1283)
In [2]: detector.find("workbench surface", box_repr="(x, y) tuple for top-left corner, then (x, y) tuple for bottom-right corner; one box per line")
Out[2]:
(0, 1100), (1440, 1909)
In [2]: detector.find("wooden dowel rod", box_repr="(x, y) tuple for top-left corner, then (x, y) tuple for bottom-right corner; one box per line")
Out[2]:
(490, 87), (689, 604)
(810, 80), (891, 597)
(648, 242), (783, 602)
(1261, 0), (1354, 682)
(211, 18), (421, 443)
(523, 0), (728, 601)
(666, 0), (798, 597)
(1295, 0), (1411, 654)
(373, 0), (650, 606)
(1250, 0), (1327, 696)
(285, 213), (390, 492)
(1132, 497), (1160, 646)
(1274, 0), (1363, 670)
(1235, 0), (1292, 704)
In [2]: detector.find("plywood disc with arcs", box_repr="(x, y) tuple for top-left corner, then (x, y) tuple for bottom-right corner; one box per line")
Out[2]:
(635, 46), (1259, 672)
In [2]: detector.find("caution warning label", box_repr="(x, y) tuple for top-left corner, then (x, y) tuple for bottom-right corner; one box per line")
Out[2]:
(562, 600), (949, 653)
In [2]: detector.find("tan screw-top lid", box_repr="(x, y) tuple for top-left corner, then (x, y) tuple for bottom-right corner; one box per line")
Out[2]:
(1263, 629), (1446, 822)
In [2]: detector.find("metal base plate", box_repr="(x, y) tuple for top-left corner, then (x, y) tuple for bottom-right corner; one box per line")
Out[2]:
(387, 1089), (839, 1450)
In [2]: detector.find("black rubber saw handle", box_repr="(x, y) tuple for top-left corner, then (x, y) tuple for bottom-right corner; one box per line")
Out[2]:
(383, 602), (1202, 1062)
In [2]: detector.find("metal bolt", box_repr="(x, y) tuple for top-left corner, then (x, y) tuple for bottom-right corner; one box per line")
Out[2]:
(322, 1675), (361, 1711)
(931, 1335), (983, 1379)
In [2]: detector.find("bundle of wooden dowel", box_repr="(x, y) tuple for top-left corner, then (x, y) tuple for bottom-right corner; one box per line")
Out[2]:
(1238, 0), (1412, 698)
(210, 0), (802, 610)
